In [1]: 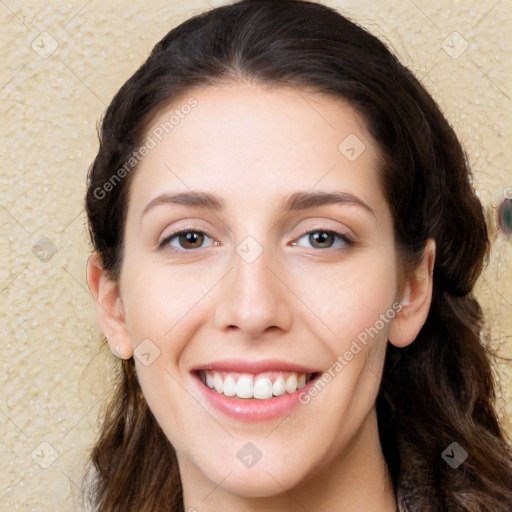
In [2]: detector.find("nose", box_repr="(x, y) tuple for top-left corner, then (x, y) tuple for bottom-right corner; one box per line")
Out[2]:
(213, 244), (293, 339)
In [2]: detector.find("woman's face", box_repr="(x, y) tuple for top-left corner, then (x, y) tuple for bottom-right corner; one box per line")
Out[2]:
(117, 84), (401, 498)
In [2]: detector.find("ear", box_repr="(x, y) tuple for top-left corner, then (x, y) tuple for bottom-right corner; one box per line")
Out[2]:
(388, 238), (436, 348)
(86, 252), (133, 359)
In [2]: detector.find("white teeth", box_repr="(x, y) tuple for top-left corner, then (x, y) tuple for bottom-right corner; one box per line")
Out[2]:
(285, 373), (298, 394)
(254, 377), (273, 399)
(213, 372), (224, 394)
(200, 370), (313, 399)
(272, 376), (286, 396)
(236, 375), (254, 398)
(223, 374), (237, 396)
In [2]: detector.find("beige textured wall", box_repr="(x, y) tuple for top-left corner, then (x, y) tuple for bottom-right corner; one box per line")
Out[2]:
(1, 0), (510, 509)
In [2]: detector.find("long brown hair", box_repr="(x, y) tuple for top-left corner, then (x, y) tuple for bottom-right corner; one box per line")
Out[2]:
(83, 1), (512, 510)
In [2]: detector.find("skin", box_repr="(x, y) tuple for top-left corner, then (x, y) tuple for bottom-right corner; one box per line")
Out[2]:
(87, 82), (435, 512)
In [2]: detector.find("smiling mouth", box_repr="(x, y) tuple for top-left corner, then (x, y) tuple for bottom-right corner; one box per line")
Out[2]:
(195, 370), (319, 400)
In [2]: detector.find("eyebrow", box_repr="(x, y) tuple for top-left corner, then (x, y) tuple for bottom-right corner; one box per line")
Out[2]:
(141, 189), (375, 219)
(279, 190), (375, 216)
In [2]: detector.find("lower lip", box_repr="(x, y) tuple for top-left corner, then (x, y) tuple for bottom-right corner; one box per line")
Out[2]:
(192, 372), (319, 422)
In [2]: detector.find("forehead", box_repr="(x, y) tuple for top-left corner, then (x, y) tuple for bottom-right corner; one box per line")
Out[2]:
(128, 83), (384, 214)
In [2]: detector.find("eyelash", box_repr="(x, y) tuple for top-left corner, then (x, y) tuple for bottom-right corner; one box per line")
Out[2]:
(293, 226), (355, 250)
(158, 226), (355, 252)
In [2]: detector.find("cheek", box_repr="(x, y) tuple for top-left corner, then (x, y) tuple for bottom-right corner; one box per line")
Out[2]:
(121, 263), (215, 343)
(120, 265), (214, 435)
(288, 249), (398, 351)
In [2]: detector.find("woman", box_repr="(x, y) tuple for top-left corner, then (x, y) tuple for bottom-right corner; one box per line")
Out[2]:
(83, 0), (512, 510)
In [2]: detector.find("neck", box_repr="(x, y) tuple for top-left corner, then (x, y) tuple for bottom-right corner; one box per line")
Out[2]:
(180, 407), (396, 512)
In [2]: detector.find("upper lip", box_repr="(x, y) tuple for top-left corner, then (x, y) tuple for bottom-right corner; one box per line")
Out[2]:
(191, 358), (320, 374)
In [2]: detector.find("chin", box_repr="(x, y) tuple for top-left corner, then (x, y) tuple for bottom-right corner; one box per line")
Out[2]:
(197, 455), (308, 498)
(214, 471), (298, 498)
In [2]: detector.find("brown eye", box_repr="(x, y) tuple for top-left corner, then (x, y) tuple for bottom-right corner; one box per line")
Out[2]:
(308, 231), (335, 249)
(159, 230), (215, 251)
(294, 229), (354, 250)
(178, 231), (204, 249)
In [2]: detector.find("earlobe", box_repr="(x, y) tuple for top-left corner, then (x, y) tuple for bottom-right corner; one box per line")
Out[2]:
(389, 239), (436, 348)
(86, 253), (133, 359)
